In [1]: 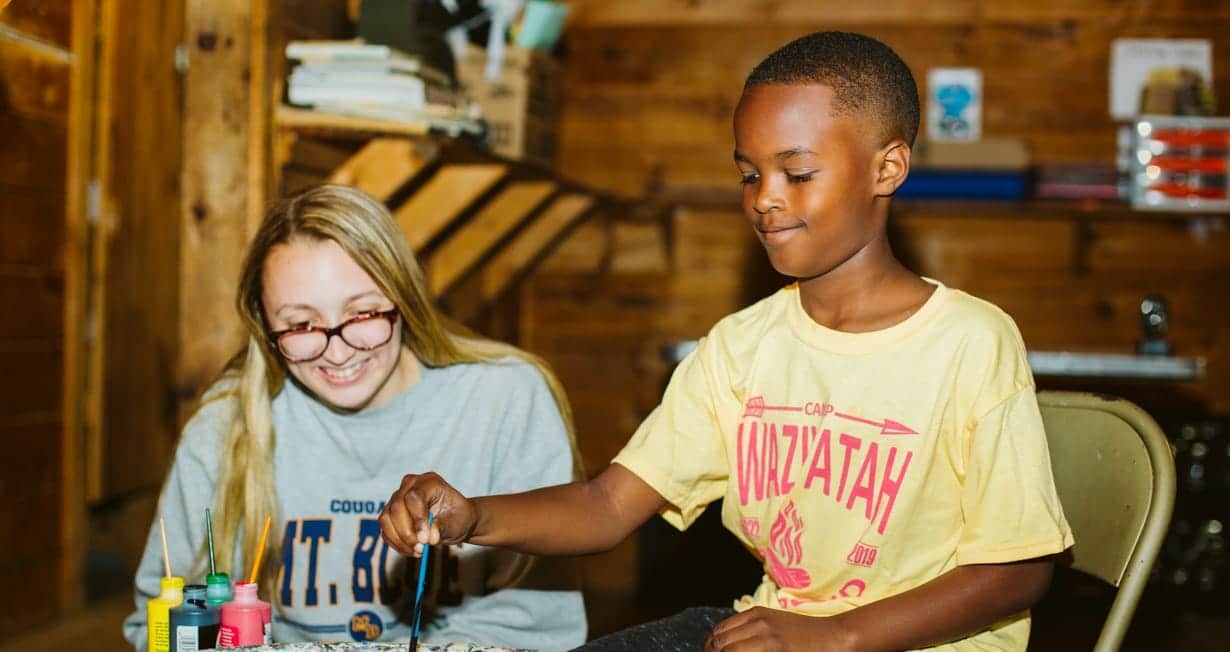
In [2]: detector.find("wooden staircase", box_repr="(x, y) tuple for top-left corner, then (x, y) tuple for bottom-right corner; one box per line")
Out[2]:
(273, 109), (609, 328)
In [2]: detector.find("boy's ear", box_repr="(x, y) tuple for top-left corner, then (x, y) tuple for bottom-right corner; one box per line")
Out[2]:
(873, 140), (911, 197)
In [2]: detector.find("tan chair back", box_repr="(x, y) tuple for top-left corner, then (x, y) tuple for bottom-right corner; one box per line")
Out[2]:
(1037, 391), (1176, 652)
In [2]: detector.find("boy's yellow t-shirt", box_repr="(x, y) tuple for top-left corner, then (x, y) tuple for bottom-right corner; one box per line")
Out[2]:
(614, 281), (1074, 651)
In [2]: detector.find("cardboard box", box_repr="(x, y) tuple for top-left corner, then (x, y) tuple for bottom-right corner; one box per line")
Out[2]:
(457, 46), (561, 167)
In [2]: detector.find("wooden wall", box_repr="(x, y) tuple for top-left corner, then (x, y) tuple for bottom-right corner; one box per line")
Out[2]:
(0, 0), (91, 638)
(558, 0), (1230, 195)
(93, 0), (185, 501)
(74, 1), (188, 611)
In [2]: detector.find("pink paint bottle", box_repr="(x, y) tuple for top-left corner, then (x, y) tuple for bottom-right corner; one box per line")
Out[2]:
(216, 581), (271, 647)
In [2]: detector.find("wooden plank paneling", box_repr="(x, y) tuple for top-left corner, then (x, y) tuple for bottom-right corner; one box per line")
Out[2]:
(426, 181), (557, 296)
(480, 194), (596, 300)
(0, 272), (63, 340)
(327, 137), (432, 202)
(0, 418), (63, 637)
(0, 0), (92, 628)
(57, 0), (93, 614)
(559, 19), (1230, 195)
(95, 0), (186, 500)
(0, 112), (67, 191)
(282, 0), (352, 40)
(983, 1), (1230, 20)
(0, 186), (65, 266)
(396, 163), (509, 249)
(0, 557), (62, 640)
(891, 214), (1076, 278)
(567, 0), (1230, 26)
(566, 0), (979, 26)
(0, 420), (62, 554)
(1084, 220), (1230, 279)
(279, 134), (358, 174)
(0, 349), (62, 419)
(0, 1), (72, 49)
(537, 218), (610, 274)
(0, 34), (70, 121)
(179, 0), (273, 422)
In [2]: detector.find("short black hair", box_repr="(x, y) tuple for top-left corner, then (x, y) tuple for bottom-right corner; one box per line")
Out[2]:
(744, 31), (920, 147)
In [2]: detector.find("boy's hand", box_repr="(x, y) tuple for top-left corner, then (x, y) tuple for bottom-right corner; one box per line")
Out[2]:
(705, 607), (856, 652)
(379, 472), (478, 556)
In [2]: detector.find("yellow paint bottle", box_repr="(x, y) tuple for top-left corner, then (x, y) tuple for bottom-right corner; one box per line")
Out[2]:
(147, 576), (185, 652)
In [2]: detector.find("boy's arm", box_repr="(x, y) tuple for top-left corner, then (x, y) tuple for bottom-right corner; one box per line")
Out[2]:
(706, 557), (1054, 652)
(380, 463), (667, 556)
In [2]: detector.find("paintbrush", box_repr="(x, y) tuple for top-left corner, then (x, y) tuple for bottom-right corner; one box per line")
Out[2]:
(409, 512), (434, 651)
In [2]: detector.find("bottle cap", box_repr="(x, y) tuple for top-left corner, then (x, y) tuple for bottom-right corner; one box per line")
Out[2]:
(160, 576), (185, 591)
(184, 584), (207, 600)
(233, 581), (258, 601)
(206, 572), (231, 587)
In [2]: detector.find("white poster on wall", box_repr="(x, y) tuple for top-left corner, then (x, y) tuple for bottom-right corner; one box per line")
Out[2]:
(926, 68), (982, 142)
(1110, 38), (1213, 119)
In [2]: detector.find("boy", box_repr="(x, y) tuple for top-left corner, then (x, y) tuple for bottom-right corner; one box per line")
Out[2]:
(381, 32), (1072, 651)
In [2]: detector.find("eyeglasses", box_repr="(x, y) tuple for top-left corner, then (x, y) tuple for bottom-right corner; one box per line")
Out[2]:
(268, 309), (400, 362)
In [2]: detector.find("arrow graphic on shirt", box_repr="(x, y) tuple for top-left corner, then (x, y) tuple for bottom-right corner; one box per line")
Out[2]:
(743, 396), (803, 419)
(834, 412), (918, 435)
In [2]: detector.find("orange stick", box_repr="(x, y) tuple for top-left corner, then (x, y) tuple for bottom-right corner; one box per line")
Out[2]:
(159, 518), (172, 578)
(247, 515), (272, 584)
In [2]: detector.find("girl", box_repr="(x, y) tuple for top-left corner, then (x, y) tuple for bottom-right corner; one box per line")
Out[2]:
(124, 185), (586, 650)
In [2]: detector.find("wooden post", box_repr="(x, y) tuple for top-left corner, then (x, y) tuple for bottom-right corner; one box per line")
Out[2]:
(179, 0), (275, 418)
(60, 0), (95, 614)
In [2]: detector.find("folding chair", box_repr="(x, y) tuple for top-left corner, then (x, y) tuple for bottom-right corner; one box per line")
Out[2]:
(1037, 391), (1177, 651)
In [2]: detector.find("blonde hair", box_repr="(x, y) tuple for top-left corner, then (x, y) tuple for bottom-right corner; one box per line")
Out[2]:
(204, 184), (580, 597)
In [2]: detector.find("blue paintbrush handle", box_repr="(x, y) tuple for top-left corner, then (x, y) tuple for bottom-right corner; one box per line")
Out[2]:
(410, 512), (434, 650)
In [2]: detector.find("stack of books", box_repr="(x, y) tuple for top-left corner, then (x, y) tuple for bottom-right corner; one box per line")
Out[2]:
(285, 40), (480, 134)
(897, 137), (1030, 200)
(1033, 163), (1124, 201)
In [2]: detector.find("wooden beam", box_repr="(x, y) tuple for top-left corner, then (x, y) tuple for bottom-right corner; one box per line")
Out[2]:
(427, 181), (556, 297)
(60, 0), (97, 613)
(480, 193), (596, 301)
(0, 1), (72, 49)
(0, 31), (71, 121)
(277, 105), (431, 137)
(565, 0), (977, 26)
(395, 163), (508, 250)
(327, 137), (432, 202)
(179, 0), (272, 422)
(93, 0), (187, 506)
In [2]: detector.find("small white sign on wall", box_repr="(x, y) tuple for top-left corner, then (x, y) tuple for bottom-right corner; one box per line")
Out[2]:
(927, 68), (982, 142)
(1110, 38), (1212, 120)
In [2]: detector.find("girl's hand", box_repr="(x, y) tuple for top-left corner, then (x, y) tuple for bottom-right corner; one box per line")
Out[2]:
(379, 472), (478, 556)
(705, 607), (857, 652)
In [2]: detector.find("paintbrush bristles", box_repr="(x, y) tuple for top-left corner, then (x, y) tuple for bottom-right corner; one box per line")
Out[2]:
(206, 508), (217, 575)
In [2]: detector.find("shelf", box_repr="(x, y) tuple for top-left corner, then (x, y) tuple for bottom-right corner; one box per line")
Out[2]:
(663, 341), (1205, 382)
(276, 105), (483, 140)
(276, 105), (435, 137)
(644, 185), (1230, 222)
(1027, 351), (1206, 381)
(891, 199), (1230, 222)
